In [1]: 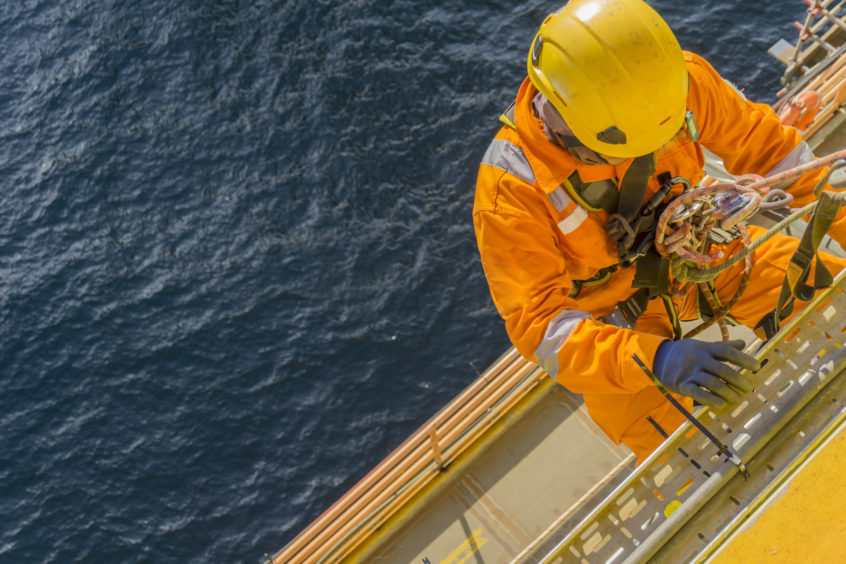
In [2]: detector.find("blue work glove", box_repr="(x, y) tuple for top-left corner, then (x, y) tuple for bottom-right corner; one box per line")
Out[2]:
(652, 339), (759, 408)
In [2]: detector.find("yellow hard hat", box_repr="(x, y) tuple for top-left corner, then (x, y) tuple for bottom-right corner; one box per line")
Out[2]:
(527, 0), (688, 158)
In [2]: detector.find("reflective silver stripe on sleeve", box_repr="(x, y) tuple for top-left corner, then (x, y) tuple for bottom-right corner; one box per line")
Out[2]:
(557, 206), (588, 234)
(766, 141), (815, 189)
(547, 186), (572, 212)
(481, 139), (536, 184)
(549, 185), (588, 233)
(534, 309), (591, 377)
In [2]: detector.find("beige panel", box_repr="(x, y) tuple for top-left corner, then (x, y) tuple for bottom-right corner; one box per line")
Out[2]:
(369, 385), (629, 563)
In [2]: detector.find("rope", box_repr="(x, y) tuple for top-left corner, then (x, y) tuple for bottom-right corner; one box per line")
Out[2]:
(671, 202), (816, 284)
(653, 150), (846, 340)
(684, 223), (754, 341)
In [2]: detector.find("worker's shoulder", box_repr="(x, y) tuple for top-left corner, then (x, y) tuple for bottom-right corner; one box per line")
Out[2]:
(682, 50), (724, 84)
(682, 50), (709, 65)
(479, 126), (536, 179)
(474, 136), (546, 221)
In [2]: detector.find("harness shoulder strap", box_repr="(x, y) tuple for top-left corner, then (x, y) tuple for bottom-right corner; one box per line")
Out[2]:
(563, 172), (619, 214)
(617, 154), (657, 220)
(605, 153), (658, 265)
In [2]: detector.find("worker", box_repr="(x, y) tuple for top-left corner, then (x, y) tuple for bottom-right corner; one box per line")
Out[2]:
(473, 0), (846, 462)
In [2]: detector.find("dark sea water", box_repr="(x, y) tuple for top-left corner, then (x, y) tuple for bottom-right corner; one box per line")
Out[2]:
(0, 1), (805, 562)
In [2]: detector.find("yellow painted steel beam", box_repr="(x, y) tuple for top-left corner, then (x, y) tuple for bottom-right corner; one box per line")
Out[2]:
(709, 414), (846, 563)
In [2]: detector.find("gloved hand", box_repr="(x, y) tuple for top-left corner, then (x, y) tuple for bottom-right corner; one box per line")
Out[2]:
(653, 339), (759, 407)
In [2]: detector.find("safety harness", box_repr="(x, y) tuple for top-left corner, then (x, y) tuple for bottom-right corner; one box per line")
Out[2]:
(501, 102), (694, 337)
(499, 101), (846, 342)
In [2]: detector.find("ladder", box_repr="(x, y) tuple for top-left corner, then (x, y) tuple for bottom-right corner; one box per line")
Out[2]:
(515, 268), (846, 563)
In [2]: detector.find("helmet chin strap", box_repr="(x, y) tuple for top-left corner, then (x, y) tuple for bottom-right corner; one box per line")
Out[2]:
(532, 92), (624, 165)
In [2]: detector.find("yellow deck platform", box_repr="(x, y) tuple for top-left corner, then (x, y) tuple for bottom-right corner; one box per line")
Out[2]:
(712, 426), (846, 563)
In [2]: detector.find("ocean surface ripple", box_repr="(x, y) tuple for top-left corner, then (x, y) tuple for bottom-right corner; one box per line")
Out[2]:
(0, 1), (802, 561)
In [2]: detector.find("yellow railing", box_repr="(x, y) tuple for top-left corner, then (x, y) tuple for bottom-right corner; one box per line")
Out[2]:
(798, 54), (846, 138)
(777, 0), (846, 138)
(271, 347), (544, 563)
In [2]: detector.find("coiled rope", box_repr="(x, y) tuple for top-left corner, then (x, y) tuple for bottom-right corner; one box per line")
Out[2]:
(654, 149), (846, 339)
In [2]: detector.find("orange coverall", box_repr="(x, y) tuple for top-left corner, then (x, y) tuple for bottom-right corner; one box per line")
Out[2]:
(474, 52), (846, 461)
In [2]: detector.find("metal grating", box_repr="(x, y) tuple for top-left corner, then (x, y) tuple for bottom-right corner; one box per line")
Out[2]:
(537, 268), (846, 564)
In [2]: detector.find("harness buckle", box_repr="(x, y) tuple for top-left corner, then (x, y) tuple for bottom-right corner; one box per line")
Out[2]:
(619, 228), (657, 267)
(601, 304), (636, 330)
(600, 288), (650, 329)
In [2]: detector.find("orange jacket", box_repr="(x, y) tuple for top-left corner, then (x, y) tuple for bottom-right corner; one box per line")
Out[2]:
(474, 52), (843, 447)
